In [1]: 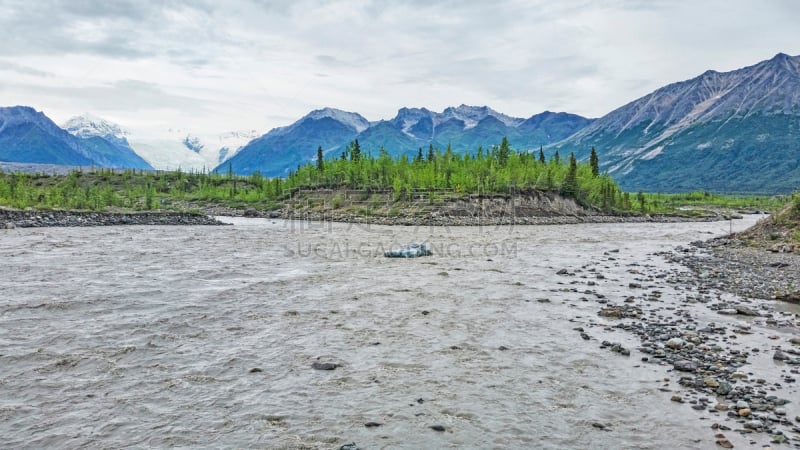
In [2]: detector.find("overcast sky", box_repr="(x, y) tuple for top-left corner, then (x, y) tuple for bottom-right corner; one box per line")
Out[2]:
(0, 0), (798, 137)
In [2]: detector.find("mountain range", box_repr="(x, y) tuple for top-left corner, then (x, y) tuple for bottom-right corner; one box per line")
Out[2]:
(219, 105), (592, 177)
(0, 107), (152, 169)
(0, 52), (798, 193)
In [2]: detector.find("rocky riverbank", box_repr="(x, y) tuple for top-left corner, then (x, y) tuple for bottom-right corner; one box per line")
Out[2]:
(671, 239), (800, 303)
(559, 237), (800, 448)
(195, 189), (737, 226)
(0, 208), (226, 228)
(670, 207), (799, 303)
(203, 206), (727, 227)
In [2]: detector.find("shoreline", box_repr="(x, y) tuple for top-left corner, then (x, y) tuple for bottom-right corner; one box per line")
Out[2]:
(0, 207), (226, 228)
(671, 235), (800, 304)
(0, 205), (736, 229)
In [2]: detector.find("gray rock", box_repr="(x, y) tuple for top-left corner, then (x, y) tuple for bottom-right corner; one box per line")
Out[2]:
(736, 400), (750, 409)
(743, 419), (763, 430)
(735, 305), (759, 316)
(312, 362), (339, 370)
(773, 350), (789, 361)
(673, 360), (698, 372)
(665, 337), (685, 349)
(716, 380), (733, 395)
(3, 222), (15, 229)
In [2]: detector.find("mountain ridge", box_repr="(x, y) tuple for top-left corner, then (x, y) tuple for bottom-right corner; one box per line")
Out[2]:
(219, 105), (592, 176)
(554, 52), (800, 192)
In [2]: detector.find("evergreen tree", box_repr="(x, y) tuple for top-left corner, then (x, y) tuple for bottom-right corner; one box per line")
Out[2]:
(561, 152), (578, 197)
(416, 147), (423, 163)
(636, 191), (646, 213)
(538, 146), (546, 164)
(498, 136), (511, 166)
(553, 150), (561, 164)
(350, 139), (361, 161)
(590, 146), (599, 177)
(316, 145), (324, 172)
(427, 144), (435, 162)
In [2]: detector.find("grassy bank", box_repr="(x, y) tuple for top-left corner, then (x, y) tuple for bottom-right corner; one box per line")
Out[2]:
(0, 137), (793, 217)
(0, 168), (788, 216)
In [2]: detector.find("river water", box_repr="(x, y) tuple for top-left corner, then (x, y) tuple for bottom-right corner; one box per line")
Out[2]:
(1, 216), (797, 449)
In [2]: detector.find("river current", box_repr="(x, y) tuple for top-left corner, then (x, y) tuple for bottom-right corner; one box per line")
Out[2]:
(1, 216), (796, 449)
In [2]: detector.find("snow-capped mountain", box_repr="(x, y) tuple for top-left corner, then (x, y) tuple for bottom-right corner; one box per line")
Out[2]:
(62, 114), (131, 148)
(0, 107), (151, 169)
(556, 52), (800, 192)
(219, 105), (591, 176)
(389, 105), (527, 139)
(271, 107), (370, 137)
(438, 104), (525, 128)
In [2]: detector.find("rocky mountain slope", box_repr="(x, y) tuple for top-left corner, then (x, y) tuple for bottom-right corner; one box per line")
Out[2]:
(555, 53), (800, 193)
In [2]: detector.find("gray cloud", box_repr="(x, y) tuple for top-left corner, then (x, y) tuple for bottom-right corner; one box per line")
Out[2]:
(0, 60), (51, 77)
(0, 0), (798, 134)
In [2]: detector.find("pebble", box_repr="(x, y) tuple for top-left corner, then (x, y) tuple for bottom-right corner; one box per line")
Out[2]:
(430, 425), (446, 432)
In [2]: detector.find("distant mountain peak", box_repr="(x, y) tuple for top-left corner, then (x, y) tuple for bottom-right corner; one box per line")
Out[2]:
(439, 104), (524, 128)
(63, 114), (129, 141)
(301, 107), (370, 133)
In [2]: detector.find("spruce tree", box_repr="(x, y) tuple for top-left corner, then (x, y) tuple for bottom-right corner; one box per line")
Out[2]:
(590, 146), (599, 177)
(316, 145), (324, 172)
(350, 139), (361, 161)
(498, 136), (511, 166)
(561, 152), (578, 197)
(538, 146), (546, 164)
(416, 147), (423, 163)
(427, 144), (435, 162)
(553, 150), (560, 164)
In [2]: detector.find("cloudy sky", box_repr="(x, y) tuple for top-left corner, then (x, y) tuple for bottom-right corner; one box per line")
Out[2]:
(0, 0), (798, 137)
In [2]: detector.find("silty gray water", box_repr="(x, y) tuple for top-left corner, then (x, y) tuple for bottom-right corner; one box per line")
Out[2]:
(1, 216), (797, 449)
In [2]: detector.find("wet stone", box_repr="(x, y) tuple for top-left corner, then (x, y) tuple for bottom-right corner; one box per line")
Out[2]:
(673, 360), (698, 372)
(773, 350), (789, 361)
(715, 438), (734, 448)
(312, 362), (339, 371)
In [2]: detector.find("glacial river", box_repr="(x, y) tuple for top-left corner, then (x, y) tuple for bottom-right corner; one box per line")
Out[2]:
(1, 216), (797, 449)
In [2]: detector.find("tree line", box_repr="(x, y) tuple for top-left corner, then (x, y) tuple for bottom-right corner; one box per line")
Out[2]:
(7, 137), (772, 214)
